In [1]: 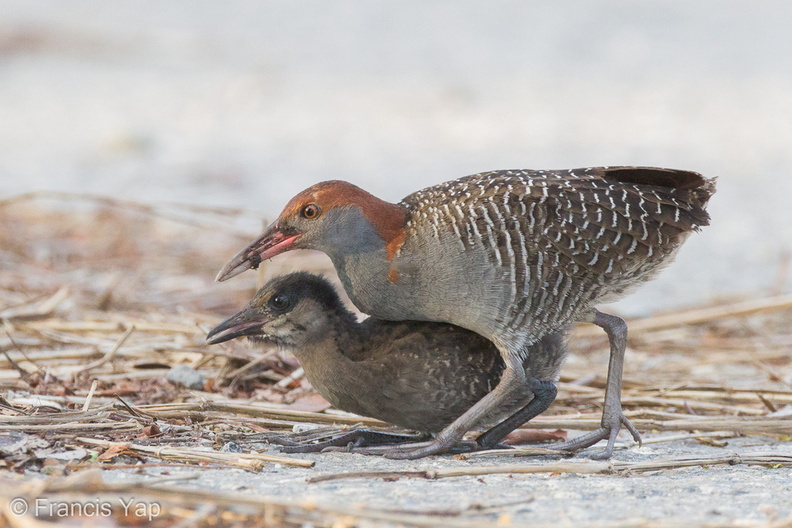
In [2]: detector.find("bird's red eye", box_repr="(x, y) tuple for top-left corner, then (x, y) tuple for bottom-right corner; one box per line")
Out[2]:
(301, 204), (321, 219)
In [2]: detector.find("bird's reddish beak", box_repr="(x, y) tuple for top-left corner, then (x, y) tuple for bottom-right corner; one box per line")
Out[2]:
(205, 308), (266, 344)
(215, 222), (301, 282)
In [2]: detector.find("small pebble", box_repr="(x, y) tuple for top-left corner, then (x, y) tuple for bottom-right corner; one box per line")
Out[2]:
(167, 364), (204, 390)
(293, 423), (322, 433)
(220, 442), (243, 453)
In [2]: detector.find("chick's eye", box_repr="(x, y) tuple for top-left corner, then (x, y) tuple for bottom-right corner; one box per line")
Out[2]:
(270, 294), (290, 311)
(301, 204), (321, 219)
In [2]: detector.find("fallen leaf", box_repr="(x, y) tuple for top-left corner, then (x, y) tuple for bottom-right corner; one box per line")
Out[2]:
(97, 443), (135, 462)
(141, 424), (162, 437)
(285, 393), (332, 412)
(502, 429), (567, 445)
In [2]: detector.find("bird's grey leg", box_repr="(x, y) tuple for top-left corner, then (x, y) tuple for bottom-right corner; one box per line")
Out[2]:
(384, 354), (528, 460)
(474, 379), (558, 449)
(548, 309), (641, 459)
(278, 430), (429, 453)
(344, 379), (557, 457)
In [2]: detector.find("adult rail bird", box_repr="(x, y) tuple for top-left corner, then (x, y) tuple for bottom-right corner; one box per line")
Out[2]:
(206, 272), (566, 454)
(217, 167), (716, 459)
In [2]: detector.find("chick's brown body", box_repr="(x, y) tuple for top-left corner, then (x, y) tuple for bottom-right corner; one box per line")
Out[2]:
(207, 273), (566, 434)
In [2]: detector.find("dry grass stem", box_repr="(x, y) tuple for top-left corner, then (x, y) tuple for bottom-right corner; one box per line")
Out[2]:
(74, 437), (314, 469)
(77, 325), (135, 374)
(575, 294), (792, 337)
(1, 194), (791, 527)
(81, 379), (99, 412)
(307, 450), (792, 483)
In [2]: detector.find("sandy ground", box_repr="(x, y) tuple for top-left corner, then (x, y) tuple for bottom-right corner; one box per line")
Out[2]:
(2, 2), (792, 527)
(101, 436), (792, 526)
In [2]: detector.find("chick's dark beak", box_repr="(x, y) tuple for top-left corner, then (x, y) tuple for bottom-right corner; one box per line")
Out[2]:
(205, 308), (267, 345)
(215, 222), (302, 282)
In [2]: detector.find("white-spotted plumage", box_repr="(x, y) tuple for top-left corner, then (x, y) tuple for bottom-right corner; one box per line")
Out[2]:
(398, 167), (716, 346)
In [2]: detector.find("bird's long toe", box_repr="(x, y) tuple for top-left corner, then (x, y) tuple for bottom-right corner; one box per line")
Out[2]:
(547, 410), (641, 459)
(280, 430), (428, 454)
(383, 438), (461, 459)
(320, 439), (435, 456)
(590, 411), (642, 460)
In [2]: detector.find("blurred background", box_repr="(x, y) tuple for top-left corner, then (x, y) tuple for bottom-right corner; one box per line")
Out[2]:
(2, 0), (791, 315)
